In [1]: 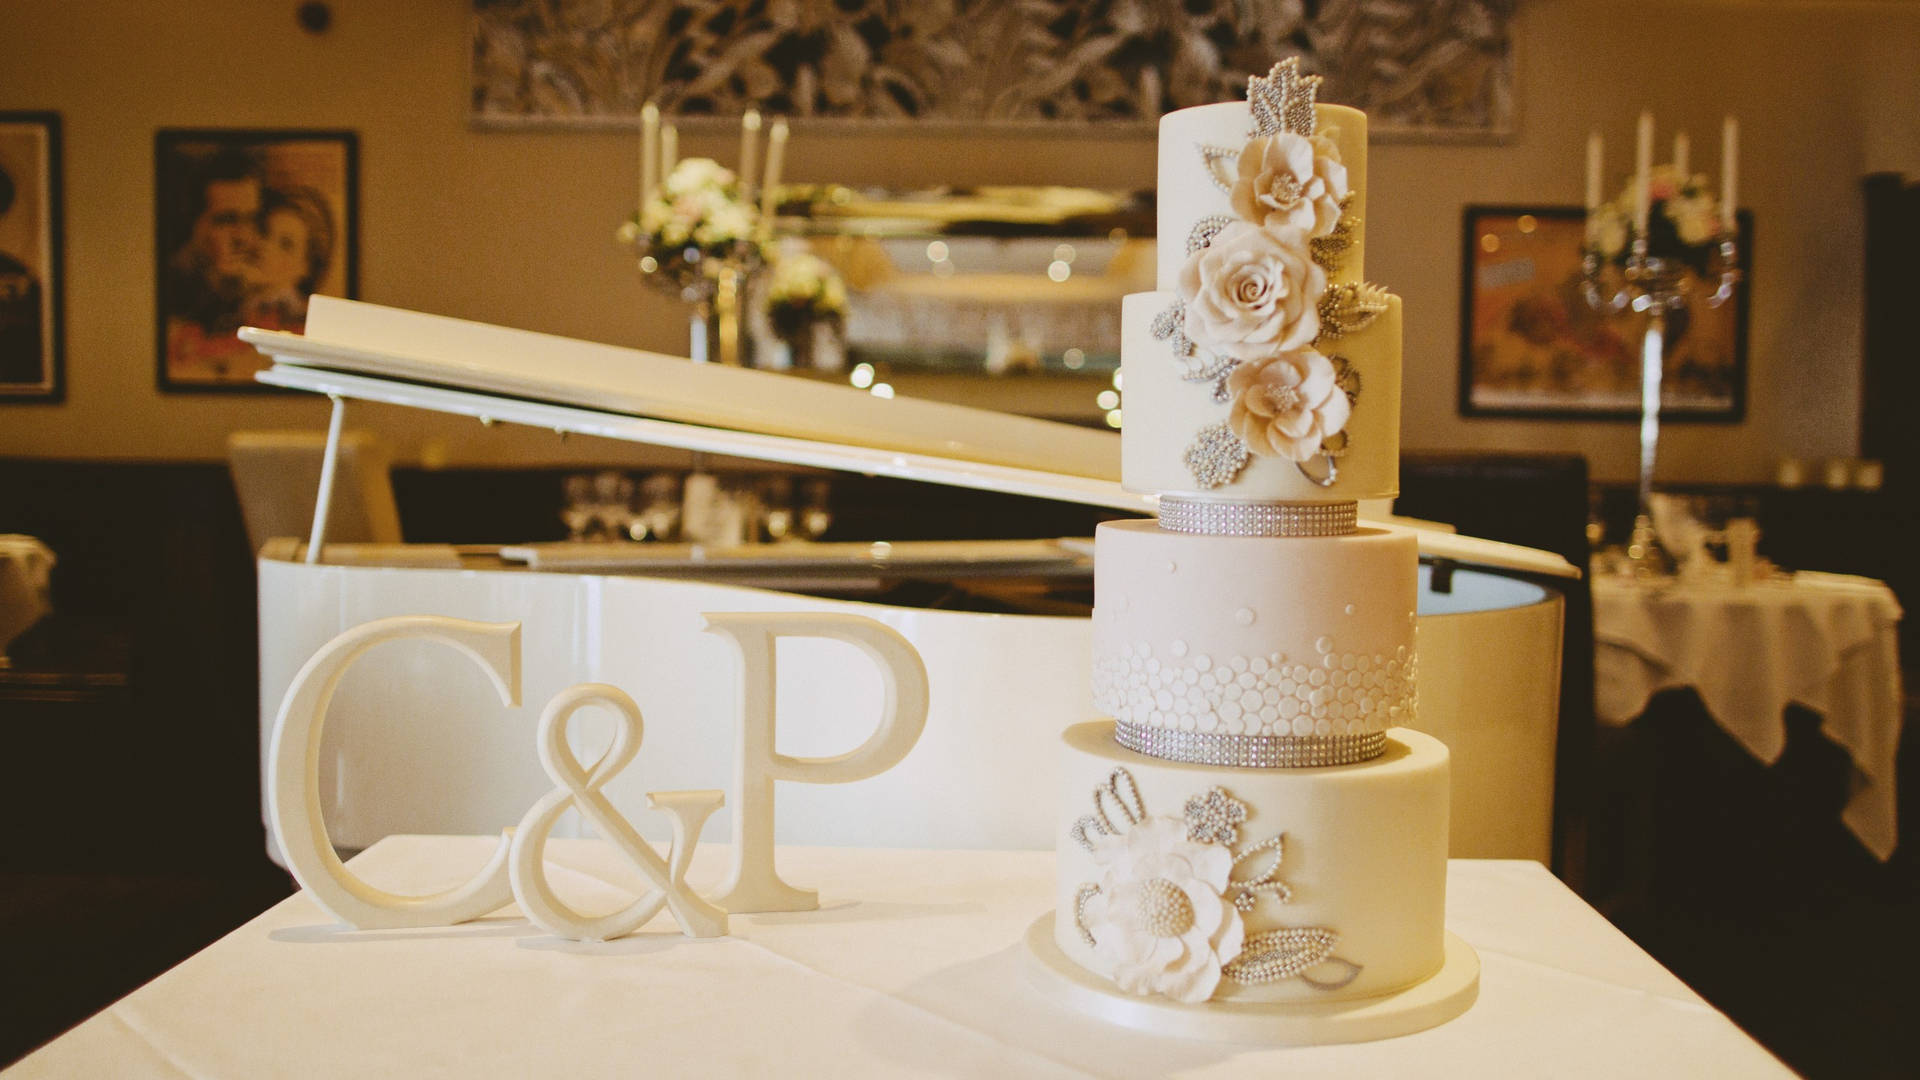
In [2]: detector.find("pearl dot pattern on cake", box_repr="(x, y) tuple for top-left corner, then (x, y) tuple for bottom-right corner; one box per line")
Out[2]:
(1235, 607), (1256, 626)
(1093, 637), (1417, 739)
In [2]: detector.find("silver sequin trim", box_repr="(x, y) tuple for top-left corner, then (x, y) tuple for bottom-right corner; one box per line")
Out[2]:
(1114, 722), (1386, 768)
(1157, 497), (1357, 537)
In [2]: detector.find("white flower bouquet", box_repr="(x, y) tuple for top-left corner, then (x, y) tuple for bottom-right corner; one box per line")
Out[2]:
(764, 252), (848, 340)
(618, 158), (768, 302)
(1587, 163), (1731, 275)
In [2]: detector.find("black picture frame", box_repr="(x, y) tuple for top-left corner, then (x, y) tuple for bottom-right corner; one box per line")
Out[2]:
(155, 128), (358, 393)
(1458, 203), (1752, 422)
(0, 111), (65, 403)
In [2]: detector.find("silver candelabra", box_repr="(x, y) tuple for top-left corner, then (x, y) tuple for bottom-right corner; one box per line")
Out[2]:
(1582, 232), (1740, 572)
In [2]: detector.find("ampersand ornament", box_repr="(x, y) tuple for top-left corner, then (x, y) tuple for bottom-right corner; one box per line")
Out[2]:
(508, 683), (729, 942)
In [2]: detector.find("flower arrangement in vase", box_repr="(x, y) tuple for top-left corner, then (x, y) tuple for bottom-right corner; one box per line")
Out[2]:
(622, 105), (789, 364)
(618, 158), (767, 303)
(764, 251), (849, 371)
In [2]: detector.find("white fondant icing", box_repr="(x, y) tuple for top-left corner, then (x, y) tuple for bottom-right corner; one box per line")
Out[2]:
(1119, 291), (1401, 502)
(1091, 522), (1417, 739)
(1055, 723), (1450, 1004)
(1158, 104), (1370, 291)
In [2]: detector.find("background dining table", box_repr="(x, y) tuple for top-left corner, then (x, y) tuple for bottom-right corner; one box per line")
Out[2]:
(1592, 567), (1904, 859)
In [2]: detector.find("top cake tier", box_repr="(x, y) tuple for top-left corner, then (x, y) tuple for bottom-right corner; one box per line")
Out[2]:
(1157, 103), (1369, 291)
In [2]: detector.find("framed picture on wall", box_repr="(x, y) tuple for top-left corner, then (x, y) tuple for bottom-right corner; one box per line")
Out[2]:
(0, 111), (64, 403)
(155, 128), (357, 392)
(1458, 204), (1752, 421)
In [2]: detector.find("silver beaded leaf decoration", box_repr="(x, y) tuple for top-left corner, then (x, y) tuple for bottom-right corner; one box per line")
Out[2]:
(1221, 928), (1358, 988)
(1198, 143), (1240, 193)
(1311, 197), (1360, 272)
(1184, 786), (1249, 846)
(1315, 282), (1391, 342)
(1226, 833), (1294, 912)
(1247, 57), (1320, 139)
(1186, 214), (1236, 256)
(1071, 767), (1147, 851)
(1183, 421), (1252, 489)
(1072, 883), (1101, 946)
(1329, 355), (1362, 402)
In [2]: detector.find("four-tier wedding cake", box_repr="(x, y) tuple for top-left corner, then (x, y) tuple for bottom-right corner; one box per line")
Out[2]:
(1025, 61), (1479, 1044)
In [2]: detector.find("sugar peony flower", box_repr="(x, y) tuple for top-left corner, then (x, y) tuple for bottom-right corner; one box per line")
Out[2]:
(1230, 132), (1348, 237)
(1177, 221), (1326, 358)
(1226, 349), (1352, 462)
(1081, 817), (1244, 1003)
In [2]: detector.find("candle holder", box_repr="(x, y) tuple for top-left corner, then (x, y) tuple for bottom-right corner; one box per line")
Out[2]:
(627, 109), (789, 367)
(1582, 210), (1740, 575)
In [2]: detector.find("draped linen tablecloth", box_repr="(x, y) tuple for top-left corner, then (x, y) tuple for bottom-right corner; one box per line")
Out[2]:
(9, 836), (1790, 1078)
(1593, 569), (1905, 858)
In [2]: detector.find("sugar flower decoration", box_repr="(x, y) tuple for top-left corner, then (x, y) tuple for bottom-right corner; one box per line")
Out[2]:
(1226, 349), (1352, 462)
(1230, 132), (1348, 238)
(1176, 221), (1325, 359)
(1080, 817), (1245, 1003)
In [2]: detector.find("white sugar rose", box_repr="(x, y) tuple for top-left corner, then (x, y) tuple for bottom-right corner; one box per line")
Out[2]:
(1226, 348), (1352, 462)
(1177, 221), (1326, 358)
(1081, 817), (1244, 1004)
(1230, 132), (1348, 237)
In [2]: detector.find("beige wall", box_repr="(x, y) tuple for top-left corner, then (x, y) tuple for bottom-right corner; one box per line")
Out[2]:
(1, 0), (1913, 480)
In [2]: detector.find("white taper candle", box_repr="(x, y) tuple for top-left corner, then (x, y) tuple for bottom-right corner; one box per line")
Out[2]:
(661, 124), (678, 181)
(1586, 131), (1603, 212)
(760, 119), (788, 221)
(1634, 111), (1654, 236)
(1721, 116), (1739, 230)
(739, 110), (762, 200)
(1673, 131), (1689, 180)
(640, 102), (659, 207)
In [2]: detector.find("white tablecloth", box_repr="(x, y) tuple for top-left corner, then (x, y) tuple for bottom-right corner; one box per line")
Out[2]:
(9, 836), (1789, 1078)
(1594, 569), (1905, 858)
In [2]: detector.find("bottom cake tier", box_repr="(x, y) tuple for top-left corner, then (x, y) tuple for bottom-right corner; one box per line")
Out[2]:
(1052, 721), (1449, 1007)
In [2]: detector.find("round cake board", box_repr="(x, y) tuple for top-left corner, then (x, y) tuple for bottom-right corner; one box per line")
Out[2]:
(1021, 913), (1480, 1047)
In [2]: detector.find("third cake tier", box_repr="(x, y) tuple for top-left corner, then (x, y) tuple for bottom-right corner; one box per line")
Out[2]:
(1091, 519), (1417, 763)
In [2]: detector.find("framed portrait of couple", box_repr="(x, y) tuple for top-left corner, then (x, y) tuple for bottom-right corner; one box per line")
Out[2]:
(155, 128), (358, 392)
(0, 112), (63, 403)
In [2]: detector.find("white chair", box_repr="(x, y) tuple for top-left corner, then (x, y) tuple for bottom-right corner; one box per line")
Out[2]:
(227, 430), (403, 554)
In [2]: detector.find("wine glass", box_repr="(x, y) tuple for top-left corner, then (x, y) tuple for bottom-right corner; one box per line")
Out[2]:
(799, 478), (832, 542)
(560, 474), (595, 541)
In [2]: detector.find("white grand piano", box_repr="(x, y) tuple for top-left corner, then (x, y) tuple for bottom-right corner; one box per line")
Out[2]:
(241, 298), (1573, 865)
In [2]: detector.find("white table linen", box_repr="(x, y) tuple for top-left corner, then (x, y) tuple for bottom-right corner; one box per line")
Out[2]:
(0, 534), (55, 661)
(9, 836), (1790, 1078)
(1593, 570), (1904, 858)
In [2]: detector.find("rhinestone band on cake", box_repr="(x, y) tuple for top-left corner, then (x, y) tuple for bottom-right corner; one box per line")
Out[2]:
(1113, 721), (1387, 768)
(1156, 497), (1358, 538)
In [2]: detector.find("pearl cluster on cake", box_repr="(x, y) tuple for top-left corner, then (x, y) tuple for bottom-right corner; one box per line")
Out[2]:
(1092, 636), (1415, 739)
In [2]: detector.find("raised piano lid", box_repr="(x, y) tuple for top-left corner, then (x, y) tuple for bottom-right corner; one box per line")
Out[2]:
(238, 297), (1576, 579)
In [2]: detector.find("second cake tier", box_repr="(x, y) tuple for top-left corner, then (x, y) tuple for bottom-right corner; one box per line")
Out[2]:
(1092, 519), (1418, 751)
(1119, 290), (1403, 503)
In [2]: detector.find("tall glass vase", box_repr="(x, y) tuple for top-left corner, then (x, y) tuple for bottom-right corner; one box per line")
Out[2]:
(687, 299), (714, 365)
(686, 266), (744, 366)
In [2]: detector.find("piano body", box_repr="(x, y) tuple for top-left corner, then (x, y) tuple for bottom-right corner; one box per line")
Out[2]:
(243, 299), (1573, 864)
